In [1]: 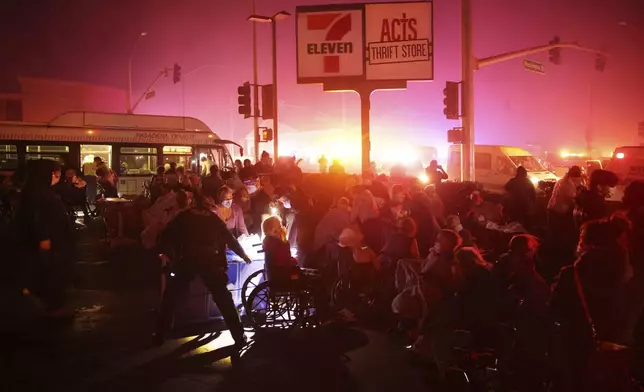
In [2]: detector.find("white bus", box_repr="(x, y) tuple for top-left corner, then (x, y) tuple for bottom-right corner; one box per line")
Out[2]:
(0, 111), (242, 196)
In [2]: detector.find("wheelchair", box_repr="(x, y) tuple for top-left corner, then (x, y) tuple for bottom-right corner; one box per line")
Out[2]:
(243, 268), (321, 330)
(241, 268), (266, 309)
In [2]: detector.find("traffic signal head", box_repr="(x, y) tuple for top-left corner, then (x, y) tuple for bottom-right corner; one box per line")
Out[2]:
(595, 53), (606, 72)
(549, 36), (561, 65)
(443, 81), (459, 120)
(237, 82), (251, 119)
(261, 128), (273, 142)
(173, 63), (182, 84)
(261, 84), (274, 120)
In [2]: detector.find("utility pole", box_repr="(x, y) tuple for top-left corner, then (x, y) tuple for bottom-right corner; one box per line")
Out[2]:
(586, 79), (594, 156)
(271, 20), (279, 159)
(461, 0), (475, 182)
(251, 0), (260, 163)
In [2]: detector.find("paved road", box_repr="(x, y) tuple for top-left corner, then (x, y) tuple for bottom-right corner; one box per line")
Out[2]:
(5, 288), (432, 392)
(3, 219), (435, 392)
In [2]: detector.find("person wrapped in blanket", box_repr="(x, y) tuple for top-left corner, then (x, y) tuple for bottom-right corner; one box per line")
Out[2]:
(262, 216), (330, 321)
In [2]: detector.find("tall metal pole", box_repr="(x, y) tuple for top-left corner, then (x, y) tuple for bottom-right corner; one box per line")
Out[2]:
(252, 0), (260, 163)
(127, 57), (133, 113)
(585, 79), (593, 156)
(360, 89), (371, 176)
(461, 0), (475, 182)
(271, 20), (279, 159)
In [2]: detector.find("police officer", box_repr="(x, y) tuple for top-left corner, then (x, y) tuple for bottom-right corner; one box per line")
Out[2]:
(154, 193), (252, 348)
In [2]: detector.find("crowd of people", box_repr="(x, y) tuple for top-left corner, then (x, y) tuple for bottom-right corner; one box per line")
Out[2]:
(137, 154), (644, 391)
(3, 153), (644, 391)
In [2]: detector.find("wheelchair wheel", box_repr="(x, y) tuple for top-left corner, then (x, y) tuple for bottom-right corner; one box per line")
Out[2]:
(245, 281), (302, 329)
(241, 269), (266, 309)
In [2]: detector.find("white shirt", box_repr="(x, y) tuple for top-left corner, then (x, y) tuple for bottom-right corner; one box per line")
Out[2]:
(547, 177), (579, 213)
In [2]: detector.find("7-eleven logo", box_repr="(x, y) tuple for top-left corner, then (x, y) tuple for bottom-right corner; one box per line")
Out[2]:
(306, 13), (354, 73)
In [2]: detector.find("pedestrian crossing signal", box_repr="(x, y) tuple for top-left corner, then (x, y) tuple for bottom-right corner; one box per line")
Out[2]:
(261, 128), (273, 142)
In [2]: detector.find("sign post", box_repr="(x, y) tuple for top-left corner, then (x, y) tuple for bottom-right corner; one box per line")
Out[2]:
(523, 59), (545, 74)
(296, 1), (434, 175)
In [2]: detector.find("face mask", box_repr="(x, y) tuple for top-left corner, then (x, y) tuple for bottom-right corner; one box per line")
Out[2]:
(222, 200), (233, 208)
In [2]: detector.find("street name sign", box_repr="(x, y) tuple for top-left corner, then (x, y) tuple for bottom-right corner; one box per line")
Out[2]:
(523, 59), (545, 74)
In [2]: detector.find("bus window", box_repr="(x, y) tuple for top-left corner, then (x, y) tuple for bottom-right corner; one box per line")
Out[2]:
(0, 145), (18, 170)
(119, 146), (157, 176)
(81, 145), (112, 175)
(162, 146), (192, 170)
(26, 145), (70, 165)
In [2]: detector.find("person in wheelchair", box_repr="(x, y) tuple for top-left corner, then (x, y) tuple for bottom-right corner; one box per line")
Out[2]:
(262, 216), (300, 282)
(262, 216), (331, 321)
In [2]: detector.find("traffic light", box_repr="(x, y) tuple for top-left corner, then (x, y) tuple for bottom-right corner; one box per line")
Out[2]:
(549, 36), (561, 65)
(261, 128), (273, 142)
(595, 53), (606, 72)
(173, 63), (182, 84)
(237, 82), (251, 119)
(261, 84), (274, 120)
(443, 81), (459, 120)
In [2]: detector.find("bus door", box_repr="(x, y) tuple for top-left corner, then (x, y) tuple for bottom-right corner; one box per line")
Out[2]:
(195, 146), (225, 177)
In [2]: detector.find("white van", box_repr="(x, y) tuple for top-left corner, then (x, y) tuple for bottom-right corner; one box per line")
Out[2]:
(604, 146), (644, 202)
(447, 145), (558, 193)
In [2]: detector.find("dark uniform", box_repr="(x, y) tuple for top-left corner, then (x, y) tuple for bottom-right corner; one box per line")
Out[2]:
(155, 206), (250, 345)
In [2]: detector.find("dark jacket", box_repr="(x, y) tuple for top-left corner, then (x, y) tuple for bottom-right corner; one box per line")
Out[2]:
(160, 208), (247, 269)
(550, 247), (639, 346)
(17, 160), (72, 253)
(574, 189), (608, 225)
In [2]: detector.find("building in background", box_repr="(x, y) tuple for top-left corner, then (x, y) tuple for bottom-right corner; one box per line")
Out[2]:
(0, 76), (126, 122)
(0, 93), (23, 121)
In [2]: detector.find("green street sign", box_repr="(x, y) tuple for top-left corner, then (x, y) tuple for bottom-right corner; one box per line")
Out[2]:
(524, 59), (545, 74)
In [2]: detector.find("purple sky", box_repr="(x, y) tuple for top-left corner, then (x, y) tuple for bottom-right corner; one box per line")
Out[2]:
(1, 0), (643, 156)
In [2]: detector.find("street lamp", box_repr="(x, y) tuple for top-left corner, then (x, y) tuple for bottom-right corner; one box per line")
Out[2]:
(248, 11), (290, 159)
(127, 32), (148, 114)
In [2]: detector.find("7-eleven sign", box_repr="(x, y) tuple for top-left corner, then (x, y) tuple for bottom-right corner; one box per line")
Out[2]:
(297, 8), (364, 82)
